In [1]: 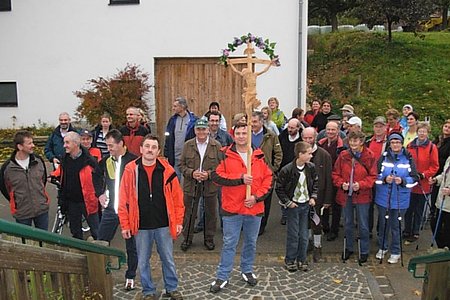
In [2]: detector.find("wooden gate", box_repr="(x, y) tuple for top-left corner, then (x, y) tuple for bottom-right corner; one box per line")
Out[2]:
(154, 57), (245, 139)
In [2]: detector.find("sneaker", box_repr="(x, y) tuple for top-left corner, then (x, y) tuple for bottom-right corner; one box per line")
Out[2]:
(342, 250), (354, 261)
(241, 272), (257, 286)
(313, 247), (322, 263)
(124, 278), (135, 291)
(162, 290), (183, 300)
(210, 279), (228, 293)
(180, 240), (192, 252)
(358, 254), (369, 264)
(387, 254), (401, 264)
(285, 261), (297, 272)
(298, 261), (309, 272)
(375, 249), (388, 260)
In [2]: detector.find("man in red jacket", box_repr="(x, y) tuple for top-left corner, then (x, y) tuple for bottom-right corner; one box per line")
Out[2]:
(209, 124), (273, 294)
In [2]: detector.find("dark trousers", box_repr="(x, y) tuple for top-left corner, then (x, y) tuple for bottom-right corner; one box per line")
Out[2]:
(322, 187), (341, 234)
(16, 211), (49, 231)
(67, 201), (99, 240)
(260, 188), (274, 231)
(183, 194), (217, 242)
(98, 207), (138, 279)
(404, 193), (428, 236)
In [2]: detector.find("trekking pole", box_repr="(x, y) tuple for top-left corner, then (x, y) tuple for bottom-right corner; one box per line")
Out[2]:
(342, 235), (347, 263)
(183, 181), (200, 247)
(396, 184), (404, 267)
(380, 180), (393, 264)
(416, 183), (432, 250)
(431, 195), (446, 248)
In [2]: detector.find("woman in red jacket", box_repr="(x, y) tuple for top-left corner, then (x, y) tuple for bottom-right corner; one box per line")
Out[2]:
(404, 122), (439, 242)
(332, 131), (377, 264)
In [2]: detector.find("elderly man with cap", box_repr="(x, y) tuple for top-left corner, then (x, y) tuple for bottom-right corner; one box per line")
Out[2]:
(179, 118), (222, 252)
(340, 104), (355, 118)
(80, 129), (102, 162)
(346, 116), (362, 134)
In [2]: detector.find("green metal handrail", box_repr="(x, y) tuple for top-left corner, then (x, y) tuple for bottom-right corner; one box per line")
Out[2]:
(408, 249), (450, 279)
(0, 218), (126, 273)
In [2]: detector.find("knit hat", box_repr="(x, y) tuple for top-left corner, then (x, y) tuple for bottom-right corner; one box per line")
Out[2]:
(388, 132), (404, 143)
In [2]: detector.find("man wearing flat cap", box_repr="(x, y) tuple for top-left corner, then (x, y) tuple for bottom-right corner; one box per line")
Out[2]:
(179, 118), (222, 251)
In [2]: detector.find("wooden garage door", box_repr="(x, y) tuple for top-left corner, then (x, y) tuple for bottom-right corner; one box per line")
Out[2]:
(154, 57), (244, 139)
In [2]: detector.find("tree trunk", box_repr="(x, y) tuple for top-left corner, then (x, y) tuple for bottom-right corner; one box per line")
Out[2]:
(331, 13), (338, 32)
(387, 17), (393, 43)
(442, 5), (449, 30)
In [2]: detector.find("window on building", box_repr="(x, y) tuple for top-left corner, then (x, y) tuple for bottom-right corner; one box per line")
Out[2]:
(109, 0), (139, 5)
(0, 0), (12, 11)
(0, 82), (18, 107)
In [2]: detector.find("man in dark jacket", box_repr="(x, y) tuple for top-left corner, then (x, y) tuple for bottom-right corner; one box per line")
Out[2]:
(97, 129), (138, 291)
(52, 132), (103, 240)
(251, 111), (283, 235)
(164, 97), (198, 180)
(1, 131), (49, 230)
(44, 112), (77, 168)
(301, 127), (333, 262)
(278, 118), (303, 225)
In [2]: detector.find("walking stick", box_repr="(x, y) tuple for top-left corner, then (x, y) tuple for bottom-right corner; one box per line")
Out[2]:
(396, 184), (404, 267)
(380, 180), (393, 264)
(182, 181), (201, 249)
(342, 235), (347, 263)
(415, 184), (432, 250)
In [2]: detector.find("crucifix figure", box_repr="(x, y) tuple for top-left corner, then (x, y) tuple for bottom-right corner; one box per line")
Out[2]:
(227, 42), (275, 197)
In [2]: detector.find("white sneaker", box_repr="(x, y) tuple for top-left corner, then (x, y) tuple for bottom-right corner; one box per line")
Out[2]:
(387, 254), (401, 264)
(125, 278), (135, 291)
(375, 249), (388, 260)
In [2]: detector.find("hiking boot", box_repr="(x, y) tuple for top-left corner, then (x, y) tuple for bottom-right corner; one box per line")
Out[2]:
(124, 278), (135, 291)
(241, 272), (257, 286)
(313, 247), (322, 263)
(327, 232), (338, 241)
(342, 250), (354, 261)
(204, 240), (215, 251)
(180, 240), (192, 252)
(387, 254), (401, 264)
(209, 279), (228, 293)
(285, 261), (297, 272)
(358, 253), (369, 264)
(375, 249), (388, 260)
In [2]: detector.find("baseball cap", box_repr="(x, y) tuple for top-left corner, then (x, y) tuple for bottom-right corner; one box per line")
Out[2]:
(327, 114), (341, 121)
(373, 116), (386, 125)
(340, 104), (354, 114)
(347, 116), (362, 127)
(194, 119), (208, 128)
(80, 129), (92, 137)
(403, 104), (413, 111)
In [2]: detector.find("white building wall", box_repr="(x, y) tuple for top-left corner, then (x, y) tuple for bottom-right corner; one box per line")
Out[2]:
(0, 0), (299, 128)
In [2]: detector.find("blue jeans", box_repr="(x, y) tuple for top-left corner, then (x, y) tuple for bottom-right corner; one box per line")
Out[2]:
(377, 205), (406, 255)
(343, 198), (370, 255)
(16, 211), (49, 231)
(404, 193), (428, 236)
(285, 203), (309, 263)
(135, 227), (178, 296)
(98, 208), (138, 280)
(216, 215), (261, 281)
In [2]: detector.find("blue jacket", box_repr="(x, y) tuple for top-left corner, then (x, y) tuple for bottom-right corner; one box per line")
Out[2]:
(375, 148), (418, 210)
(163, 111), (197, 166)
(44, 125), (78, 162)
(214, 129), (233, 147)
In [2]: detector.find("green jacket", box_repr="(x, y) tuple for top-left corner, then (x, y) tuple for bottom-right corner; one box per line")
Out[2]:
(259, 127), (283, 174)
(271, 108), (286, 130)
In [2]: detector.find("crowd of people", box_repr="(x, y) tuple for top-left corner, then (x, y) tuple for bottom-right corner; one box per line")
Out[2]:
(1, 97), (450, 299)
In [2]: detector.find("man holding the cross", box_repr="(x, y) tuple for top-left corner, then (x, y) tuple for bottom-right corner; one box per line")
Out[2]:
(210, 123), (272, 293)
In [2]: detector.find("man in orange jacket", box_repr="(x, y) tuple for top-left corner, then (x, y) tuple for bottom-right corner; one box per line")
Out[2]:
(118, 134), (184, 300)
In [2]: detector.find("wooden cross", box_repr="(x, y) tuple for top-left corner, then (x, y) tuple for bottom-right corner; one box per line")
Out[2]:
(227, 42), (274, 198)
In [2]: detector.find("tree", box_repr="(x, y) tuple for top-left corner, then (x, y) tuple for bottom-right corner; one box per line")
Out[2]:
(356, 0), (437, 42)
(75, 64), (151, 127)
(309, 0), (359, 31)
